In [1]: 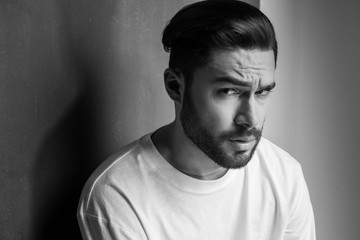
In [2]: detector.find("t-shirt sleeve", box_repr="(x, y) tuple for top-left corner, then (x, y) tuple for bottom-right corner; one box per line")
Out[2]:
(78, 213), (139, 240)
(77, 176), (148, 240)
(284, 167), (316, 240)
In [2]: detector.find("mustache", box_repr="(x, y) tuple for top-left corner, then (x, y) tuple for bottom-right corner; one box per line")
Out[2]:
(220, 127), (262, 139)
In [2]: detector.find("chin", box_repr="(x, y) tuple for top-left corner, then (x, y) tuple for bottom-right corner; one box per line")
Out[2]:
(211, 142), (259, 169)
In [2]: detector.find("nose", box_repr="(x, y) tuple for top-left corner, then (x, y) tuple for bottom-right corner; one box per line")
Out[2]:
(234, 95), (259, 129)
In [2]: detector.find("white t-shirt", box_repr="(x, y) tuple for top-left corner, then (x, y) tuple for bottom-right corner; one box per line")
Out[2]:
(77, 133), (316, 240)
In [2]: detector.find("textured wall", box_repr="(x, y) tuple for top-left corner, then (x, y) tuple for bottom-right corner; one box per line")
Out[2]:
(0, 1), (258, 239)
(261, 1), (360, 239)
(0, 1), (105, 239)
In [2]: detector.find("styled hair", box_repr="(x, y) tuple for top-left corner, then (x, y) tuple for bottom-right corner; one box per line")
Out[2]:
(162, 0), (278, 81)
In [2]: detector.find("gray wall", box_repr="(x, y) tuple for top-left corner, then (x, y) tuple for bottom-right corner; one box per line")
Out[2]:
(0, 1), (258, 239)
(261, 1), (360, 239)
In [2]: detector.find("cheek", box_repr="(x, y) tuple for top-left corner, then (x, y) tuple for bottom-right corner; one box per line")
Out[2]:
(253, 103), (269, 130)
(257, 101), (270, 119)
(195, 95), (236, 129)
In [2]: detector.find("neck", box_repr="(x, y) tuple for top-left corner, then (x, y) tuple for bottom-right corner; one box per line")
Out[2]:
(152, 121), (228, 180)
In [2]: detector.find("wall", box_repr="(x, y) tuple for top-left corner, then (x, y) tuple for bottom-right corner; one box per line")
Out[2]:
(0, 1), (103, 239)
(0, 1), (258, 239)
(261, 1), (360, 239)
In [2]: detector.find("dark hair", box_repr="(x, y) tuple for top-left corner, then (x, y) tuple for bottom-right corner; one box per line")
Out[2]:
(162, 0), (278, 81)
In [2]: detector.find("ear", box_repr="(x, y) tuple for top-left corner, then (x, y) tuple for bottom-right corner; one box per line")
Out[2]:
(163, 68), (185, 104)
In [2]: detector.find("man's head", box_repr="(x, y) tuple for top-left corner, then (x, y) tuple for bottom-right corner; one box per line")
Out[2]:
(162, 0), (277, 169)
(162, 0), (277, 82)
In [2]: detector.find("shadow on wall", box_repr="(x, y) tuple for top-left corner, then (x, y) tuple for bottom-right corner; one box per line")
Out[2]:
(28, 0), (117, 239)
(30, 85), (100, 239)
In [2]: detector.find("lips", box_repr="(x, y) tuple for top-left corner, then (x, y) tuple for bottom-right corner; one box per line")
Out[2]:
(228, 139), (255, 151)
(230, 137), (256, 142)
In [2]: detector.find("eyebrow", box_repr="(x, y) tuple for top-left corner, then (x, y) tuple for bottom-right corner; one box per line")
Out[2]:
(212, 77), (276, 90)
(212, 77), (253, 87)
(261, 82), (276, 91)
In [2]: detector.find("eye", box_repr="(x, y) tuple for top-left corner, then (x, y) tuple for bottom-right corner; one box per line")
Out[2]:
(219, 88), (240, 95)
(255, 89), (272, 97)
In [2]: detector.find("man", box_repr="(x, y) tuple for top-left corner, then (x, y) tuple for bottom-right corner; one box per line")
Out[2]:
(77, 1), (316, 239)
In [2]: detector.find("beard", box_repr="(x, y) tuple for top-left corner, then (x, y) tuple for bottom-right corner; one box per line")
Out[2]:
(180, 87), (262, 169)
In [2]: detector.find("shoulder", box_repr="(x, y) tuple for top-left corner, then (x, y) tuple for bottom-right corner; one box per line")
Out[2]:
(255, 139), (315, 238)
(77, 134), (154, 239)
(255, 137), (302, 173)
(78, 134), (151, 217)
(252, 138), (311, 217)
(253, 137), (306, 198)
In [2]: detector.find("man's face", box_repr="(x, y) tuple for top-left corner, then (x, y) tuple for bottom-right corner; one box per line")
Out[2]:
(180, 48), (276, 169)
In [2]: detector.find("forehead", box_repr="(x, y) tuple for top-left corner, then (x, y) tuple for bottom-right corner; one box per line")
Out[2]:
(196, 48), (275, 85)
